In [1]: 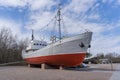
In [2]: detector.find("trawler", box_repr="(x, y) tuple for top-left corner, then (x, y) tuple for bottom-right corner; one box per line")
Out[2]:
(22, 4), (92, 67)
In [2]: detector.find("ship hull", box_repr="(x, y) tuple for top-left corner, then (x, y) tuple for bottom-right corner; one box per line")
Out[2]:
(22, 32), (92, 67)
(24, 53), (86, 67)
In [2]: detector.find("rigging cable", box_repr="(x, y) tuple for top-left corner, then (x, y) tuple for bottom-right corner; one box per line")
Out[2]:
(51, 16), (57, 37)
(38, 14), (57, 33)
(61, 13), (68, 37)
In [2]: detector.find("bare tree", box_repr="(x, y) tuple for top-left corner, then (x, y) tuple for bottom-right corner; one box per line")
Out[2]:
(0, 28), (28, 64)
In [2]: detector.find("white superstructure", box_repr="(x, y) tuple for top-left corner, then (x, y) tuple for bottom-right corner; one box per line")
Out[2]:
(26, 40), (47, 51)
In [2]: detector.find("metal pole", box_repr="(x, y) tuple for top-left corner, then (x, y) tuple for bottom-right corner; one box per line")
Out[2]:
(32, 29), (34, 40)
(110, 60), (113, 71)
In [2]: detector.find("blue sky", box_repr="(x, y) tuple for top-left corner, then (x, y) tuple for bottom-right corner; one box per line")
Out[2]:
(0, 0), (120, 55)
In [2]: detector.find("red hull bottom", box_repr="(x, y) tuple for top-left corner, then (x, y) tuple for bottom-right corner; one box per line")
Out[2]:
(24, 53), (86, 67)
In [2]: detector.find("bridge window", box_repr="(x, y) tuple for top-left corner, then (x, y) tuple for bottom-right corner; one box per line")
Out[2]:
(33, 43), (39, 45)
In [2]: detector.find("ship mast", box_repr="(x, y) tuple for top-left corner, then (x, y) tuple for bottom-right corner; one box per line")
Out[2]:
(57, 4), (61, 40)
(31, 29), (34, 40)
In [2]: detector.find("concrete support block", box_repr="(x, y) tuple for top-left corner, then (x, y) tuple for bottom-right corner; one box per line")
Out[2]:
(41, 64), (64, 70)
(41, 63), (53, 69)
(59, 66), (63, 70)
(41, 64), (45, 69)
(28, 64), (31, 68)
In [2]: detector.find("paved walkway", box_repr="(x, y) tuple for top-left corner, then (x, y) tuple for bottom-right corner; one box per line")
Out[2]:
(0, 66), (112, 80)
(110, 64), (120, 80)
(0, 64), (119, 80)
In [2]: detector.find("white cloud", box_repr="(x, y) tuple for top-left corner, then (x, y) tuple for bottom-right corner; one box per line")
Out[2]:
(0, 0), (58, 41)
(88, 13), (100, 20)
(69, 0), (95, 13)
(61, 15), (103, 35)
(118, 0), (120, 4)
(63, 0), (96, 17)
(28, 0), (56, 11)
(91, 35), (120, 54)
(0, 18), (30, 40)
(0, 0), (56, 11)
(102, 0), (107, 3)
(0, 18), (21, 35)
(26, 11), (55, 30)
(0, 0), (27, 7)
(102, 0), (114, 4)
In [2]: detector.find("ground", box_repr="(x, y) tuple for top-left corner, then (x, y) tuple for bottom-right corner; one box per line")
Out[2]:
(0, 64), (119, 80)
